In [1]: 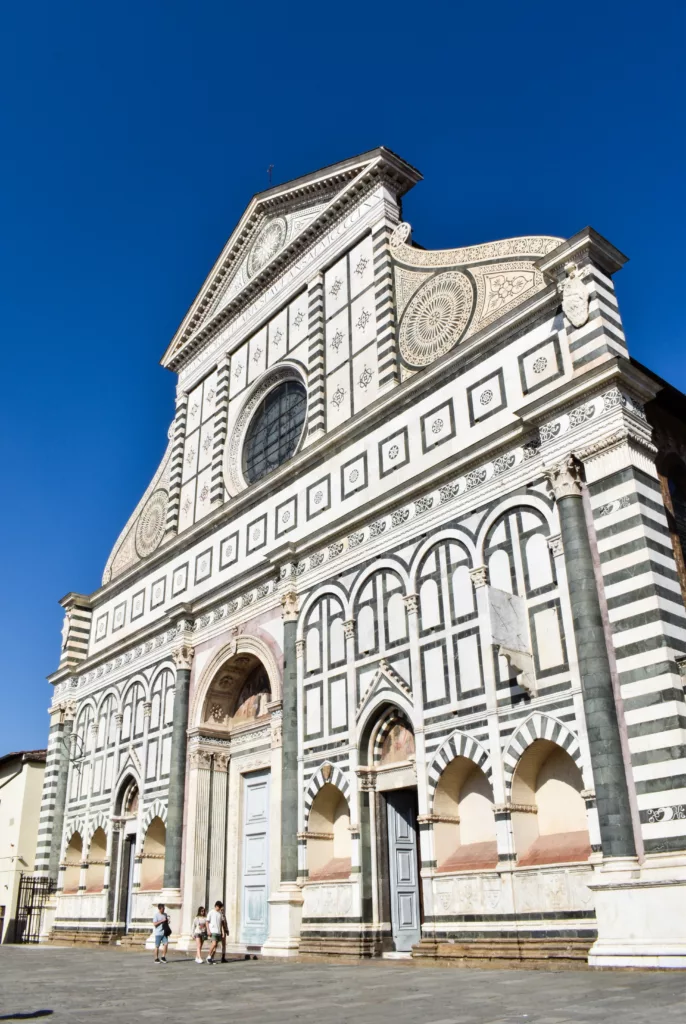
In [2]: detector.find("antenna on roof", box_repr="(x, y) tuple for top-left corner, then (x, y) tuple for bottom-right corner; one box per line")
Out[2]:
(267, 164), (274, 186)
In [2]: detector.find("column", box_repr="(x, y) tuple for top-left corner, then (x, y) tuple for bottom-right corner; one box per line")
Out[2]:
(162, 642), (194, 891)
(36, 700), (75, 881)
(210, 353), (231, 507)
(164, 391), (189, 539)
(280, 590), (299, 883)
(262, 588), (303, 955)
(546, 455), (635, 859)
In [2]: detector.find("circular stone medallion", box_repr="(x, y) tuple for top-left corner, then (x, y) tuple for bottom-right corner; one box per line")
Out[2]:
(399, 271), (472, 367)
(247, 217), (287, 278)
(135, 489), (167, 558)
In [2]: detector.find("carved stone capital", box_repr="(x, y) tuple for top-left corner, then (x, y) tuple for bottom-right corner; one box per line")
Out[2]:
(356, 767), (376, 792)
(143, 701), (152, 719)
(295, 639), (306, 659)
(114, 712), (123, 729)
(545, 455), (583, 500)
(403, 593), (419, 615)
(547, 534), (564, 557)
(172, 643), (195, 671)
(343, 619), (356, 640)
(281, 590), (299, 622)
(469, 565), (488, 588)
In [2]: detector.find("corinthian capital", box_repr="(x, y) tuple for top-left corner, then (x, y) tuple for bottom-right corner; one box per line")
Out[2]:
(546, 455), (583, 500)
(172, 643), (195, 671)
(281, 590), (299, 622)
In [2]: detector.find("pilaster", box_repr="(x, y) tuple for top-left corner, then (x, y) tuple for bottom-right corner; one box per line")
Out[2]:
(210, 353), (230, 507)
(164, 391), (189, 539)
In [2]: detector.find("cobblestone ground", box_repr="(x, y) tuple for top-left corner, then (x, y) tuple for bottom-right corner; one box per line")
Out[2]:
(0, 947), (684, 1024)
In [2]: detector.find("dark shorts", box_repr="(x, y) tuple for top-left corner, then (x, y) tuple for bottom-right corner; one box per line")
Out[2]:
(211, 932), (222, 941)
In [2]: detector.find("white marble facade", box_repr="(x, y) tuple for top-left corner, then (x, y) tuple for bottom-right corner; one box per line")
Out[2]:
(40, 149), (686, 967)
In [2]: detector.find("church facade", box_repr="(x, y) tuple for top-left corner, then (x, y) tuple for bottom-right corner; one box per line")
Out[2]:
(36, 148), (686, 967)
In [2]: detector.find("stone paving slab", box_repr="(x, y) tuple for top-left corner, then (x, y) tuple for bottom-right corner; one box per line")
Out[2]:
(0, 947), (684, 1024)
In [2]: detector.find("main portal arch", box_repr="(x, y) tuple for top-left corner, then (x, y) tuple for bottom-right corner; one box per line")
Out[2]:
(181, 634), (283, 953)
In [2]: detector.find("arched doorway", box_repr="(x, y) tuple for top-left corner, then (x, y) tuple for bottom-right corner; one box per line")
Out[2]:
(114, 777), (139, 932)
(185, 641), (279, 952)
(360, 704), (421, 954)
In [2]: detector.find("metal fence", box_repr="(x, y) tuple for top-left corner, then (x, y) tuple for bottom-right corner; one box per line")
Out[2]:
(14, 873), (56, 943)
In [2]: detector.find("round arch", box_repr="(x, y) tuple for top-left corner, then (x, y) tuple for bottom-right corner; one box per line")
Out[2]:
(427, 730), (492, 809)
(304, 762), (351, 827)
(475, 492), (557, 563)
(348, 558), (411, 609)
(502, 713), (589, 793)
(189, 632), (282, 727)
(409, 528), (477, 590)
(297, 584), (350, 640)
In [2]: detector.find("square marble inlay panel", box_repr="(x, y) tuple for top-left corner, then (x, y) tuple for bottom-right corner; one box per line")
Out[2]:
(307, 476), (331, 519)
(467, 368), (506, 425)
(519, 335), (564, 395)
(379, 426), (410, 477)
(131, 590), (145, 621)
(421, 399), (456, 452)
(151, 577), (166, 609)
(341, 452), (367, 499)
(172, 563), (188, 597)
(194, 548), (213, 584)
(219, 531), (239, 570)
(276, 495), (297, 537)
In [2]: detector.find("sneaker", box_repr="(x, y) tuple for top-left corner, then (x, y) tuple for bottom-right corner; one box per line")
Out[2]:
(154, 959), (160, 964)
(195, 957), (203, 963)
(160, 956), (167, 963)
(206, 956), (213, 963)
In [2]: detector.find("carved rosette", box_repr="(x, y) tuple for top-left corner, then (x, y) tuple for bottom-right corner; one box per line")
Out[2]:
(172, 643), (195, 671)
(546, 456), (584, 500)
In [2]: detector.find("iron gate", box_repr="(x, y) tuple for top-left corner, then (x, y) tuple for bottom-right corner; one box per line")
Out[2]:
(15, 874), (56, 943)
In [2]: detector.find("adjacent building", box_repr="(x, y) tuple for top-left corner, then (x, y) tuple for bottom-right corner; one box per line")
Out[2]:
(37, 148), (686, 967)
(0, 749), (46, 942)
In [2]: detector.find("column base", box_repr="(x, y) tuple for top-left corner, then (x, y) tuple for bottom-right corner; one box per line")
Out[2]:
(38, 895), (58, 944)
(261, 882), (303, 957)
(588, 854), (686, 968)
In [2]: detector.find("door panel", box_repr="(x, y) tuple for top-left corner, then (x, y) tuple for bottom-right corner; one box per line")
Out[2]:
(386, 789), (421, 952)
(241, 771), (270, 946)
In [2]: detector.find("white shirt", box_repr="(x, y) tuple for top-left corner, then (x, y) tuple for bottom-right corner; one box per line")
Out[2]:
(208, 909), (223, 934)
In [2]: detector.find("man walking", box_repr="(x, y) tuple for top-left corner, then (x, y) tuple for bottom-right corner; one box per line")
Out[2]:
(206, 900), (228, 964)
(152, 903), (170, 964)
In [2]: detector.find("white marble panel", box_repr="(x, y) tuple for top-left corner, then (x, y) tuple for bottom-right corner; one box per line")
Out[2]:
(324, 255), (348, 318)
(534, 607), (564, 670)
(186, 380), (203, 434)
(327, 364), (351, 430)
(350, 292), (376, 355)
(457, 633), (481, 691)
(349, 234), (374, 300)
(330, 676), (347, 730)
(352, 344), (378, 413)
(326, 307), (350, 372)
(178, 478), (196, 533)
(229, 343), (248, 399)
(161, 736), (171, 775)
(201, 369), (218, 423)
(248, 326), (267, 384)
(197, 420), (214, 471)
(268, 309), (288, 366)
(195, 466), (213, 522)
(305, 686), (322, 737)
(423, 645), (447, 703)
(182, 428), (199, 483)
(289, 295), (309, 349)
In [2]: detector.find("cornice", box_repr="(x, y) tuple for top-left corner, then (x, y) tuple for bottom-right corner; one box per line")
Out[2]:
(534, 226), (628, 281)
(162, 149), (421, 373)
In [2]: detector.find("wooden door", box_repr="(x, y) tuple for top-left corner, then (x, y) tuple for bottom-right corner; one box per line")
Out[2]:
(386, 789), (421, 952)
(240, 770), (270, 946)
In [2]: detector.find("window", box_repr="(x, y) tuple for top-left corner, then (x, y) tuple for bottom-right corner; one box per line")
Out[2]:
(243, 380), (306, 484)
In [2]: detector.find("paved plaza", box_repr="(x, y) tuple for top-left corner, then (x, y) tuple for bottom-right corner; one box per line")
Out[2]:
(0, 947), (684, 1024)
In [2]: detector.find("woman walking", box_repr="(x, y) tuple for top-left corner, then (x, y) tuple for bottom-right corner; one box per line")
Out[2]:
(192, 906), (209, 964)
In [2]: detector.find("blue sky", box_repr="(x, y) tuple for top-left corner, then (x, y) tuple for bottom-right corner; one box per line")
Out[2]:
(0, 1), (683, 753)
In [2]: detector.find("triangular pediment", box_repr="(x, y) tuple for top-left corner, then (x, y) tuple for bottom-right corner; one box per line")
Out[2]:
(356, 659), (412, 720)
(161, 147), (421, 371)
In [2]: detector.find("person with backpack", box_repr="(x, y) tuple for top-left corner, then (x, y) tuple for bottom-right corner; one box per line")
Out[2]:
(152, 903), (171, 964)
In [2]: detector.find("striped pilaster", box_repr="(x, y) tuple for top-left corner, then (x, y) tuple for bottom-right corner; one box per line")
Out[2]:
(35, 704), (74, 879)
(586, 447), (686, 855)
(164, 392), (188, 538)
(58, 595), (92, 670)
(306, 275), (326, 440)
(210, 354), (230, 507)
(567, 263), (629, 371)
(373, 217), (400, 393)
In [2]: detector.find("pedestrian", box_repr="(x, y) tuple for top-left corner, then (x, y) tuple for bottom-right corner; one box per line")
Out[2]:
(192, 906), (209, 964)
(217, 900), (229, 963)
(206, 900), (227, 964)
(152, 903), (171, 964)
